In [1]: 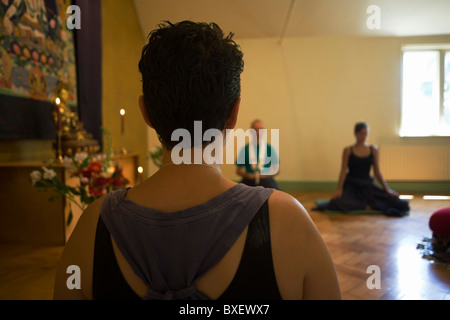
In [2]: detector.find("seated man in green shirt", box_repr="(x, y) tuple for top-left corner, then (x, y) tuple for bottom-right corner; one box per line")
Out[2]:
(235, 119), (280, 189)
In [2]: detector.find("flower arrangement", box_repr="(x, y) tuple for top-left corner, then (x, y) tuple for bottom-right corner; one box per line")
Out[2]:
(30, 152), (129, 226)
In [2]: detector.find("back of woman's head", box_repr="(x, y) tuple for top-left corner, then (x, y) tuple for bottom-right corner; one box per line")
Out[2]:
(138, 21), (244, 150)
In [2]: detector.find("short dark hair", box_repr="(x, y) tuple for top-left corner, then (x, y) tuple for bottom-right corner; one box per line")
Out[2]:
(354, 122), (369, 134)
(138, 21), (244, 150)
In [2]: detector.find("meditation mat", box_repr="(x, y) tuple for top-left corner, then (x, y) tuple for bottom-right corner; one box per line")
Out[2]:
(314, 199), (409, 215)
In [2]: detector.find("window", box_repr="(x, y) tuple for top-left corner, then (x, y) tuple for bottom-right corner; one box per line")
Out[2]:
(400, 45), (450, 137)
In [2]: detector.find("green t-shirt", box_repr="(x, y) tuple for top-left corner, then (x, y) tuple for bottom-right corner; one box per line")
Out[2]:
(236, 143), (279, 175)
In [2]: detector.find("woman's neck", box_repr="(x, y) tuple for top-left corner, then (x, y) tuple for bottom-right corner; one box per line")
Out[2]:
(355, 141), (368, 147)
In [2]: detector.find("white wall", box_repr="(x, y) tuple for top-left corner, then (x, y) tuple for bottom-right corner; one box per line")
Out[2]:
(221, 34), (450, 182)
(146, 34), (450, 182)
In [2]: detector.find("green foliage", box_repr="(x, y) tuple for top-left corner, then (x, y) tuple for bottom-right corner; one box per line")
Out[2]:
(150, 146), (163, 168)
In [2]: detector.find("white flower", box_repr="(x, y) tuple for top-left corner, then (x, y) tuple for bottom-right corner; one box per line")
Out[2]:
(42, 167), (57, 180)
(63, 156), (73, 167)
(100, 171), (111, 178)
(30, 170), (42, 185)
(62, 156), (77, 174)
(74, 152), (89, 163)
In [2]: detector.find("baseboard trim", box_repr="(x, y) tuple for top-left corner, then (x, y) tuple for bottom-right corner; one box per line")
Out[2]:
(277, 181), (337, 192)
(276, 180), (450, 194)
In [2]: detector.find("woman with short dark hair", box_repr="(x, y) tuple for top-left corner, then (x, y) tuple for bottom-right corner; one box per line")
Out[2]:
(53, 21), (341, 300)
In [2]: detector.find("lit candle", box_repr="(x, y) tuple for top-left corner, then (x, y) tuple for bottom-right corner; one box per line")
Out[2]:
(55, 98), (61, 131)
(137, 166), (143, 184)
(120, 109), (126, 134)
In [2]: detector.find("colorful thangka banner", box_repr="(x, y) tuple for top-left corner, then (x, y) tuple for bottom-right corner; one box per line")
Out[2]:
(0, 0), (77, 106)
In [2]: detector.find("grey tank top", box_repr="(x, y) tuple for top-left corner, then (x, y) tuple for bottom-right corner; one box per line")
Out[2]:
(100, 183), (274, 300)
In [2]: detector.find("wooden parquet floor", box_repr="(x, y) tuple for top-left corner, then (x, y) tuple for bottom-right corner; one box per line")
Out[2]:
(293, 191), (450, 300)
(0, 191), (449, 300)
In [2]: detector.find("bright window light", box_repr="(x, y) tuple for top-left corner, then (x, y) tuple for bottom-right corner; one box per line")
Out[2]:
(445, 52), (450, 126)
(423, 195), (450, 200)
(400, 46), (450, 137)
(401, 51), (440, 136)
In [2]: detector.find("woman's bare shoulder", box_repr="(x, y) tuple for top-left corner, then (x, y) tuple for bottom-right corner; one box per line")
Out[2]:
(266, 191), (314, 299)
(267, 190), (318, 246)
(68, 195), (106, 245)
(339, 146), (351, 158)
(268, 190), (309, 220)
(53, 195), (106, 300)
(267, 190), (341, 300)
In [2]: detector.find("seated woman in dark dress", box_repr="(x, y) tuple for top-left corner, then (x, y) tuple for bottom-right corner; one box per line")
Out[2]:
(315, 122), (409, 217)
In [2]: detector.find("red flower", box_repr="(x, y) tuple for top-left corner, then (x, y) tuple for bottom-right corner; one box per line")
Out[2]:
(89, 177), (111, 197)
(88, 161), (103, 174)
(80, 168), (92, 178)
(112, 178), (123, 187)
(89, 184), (105, 197)
(95, 177), (112, 187)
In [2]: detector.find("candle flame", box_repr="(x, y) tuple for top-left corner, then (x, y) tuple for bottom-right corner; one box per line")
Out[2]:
(120, 109), (126, 116)
(138, 166), (143, 174)
(55, 98), (61, 105)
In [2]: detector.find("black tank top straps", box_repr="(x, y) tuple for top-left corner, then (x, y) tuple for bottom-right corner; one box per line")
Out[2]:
(92, 199), (282, 300)
(347, 145), (374, 179)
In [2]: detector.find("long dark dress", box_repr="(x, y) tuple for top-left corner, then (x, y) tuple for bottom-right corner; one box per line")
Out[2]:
(316, 146), (410, 217)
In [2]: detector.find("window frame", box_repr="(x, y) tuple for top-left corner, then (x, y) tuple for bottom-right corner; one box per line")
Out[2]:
(400, 44), (450, 137)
